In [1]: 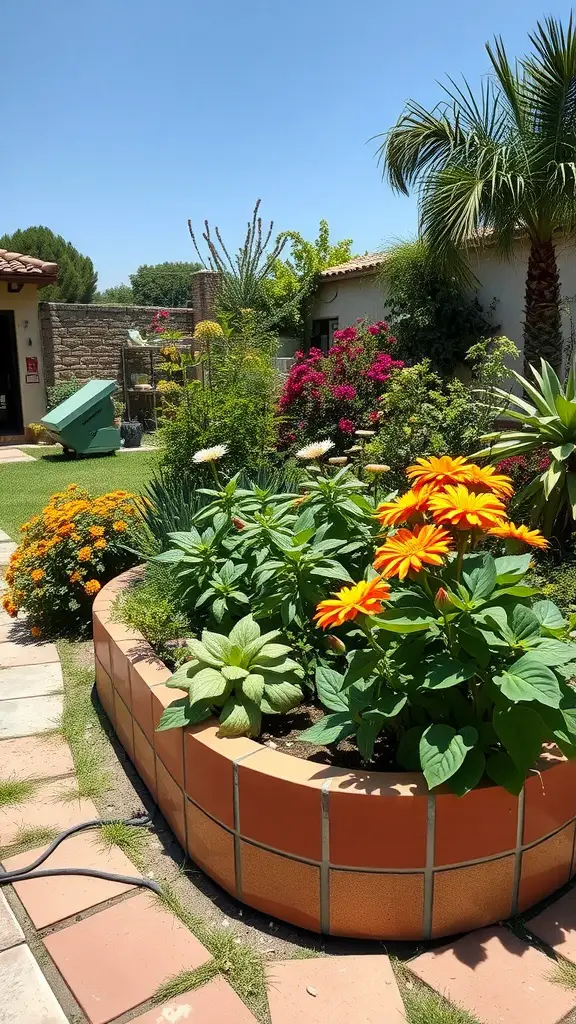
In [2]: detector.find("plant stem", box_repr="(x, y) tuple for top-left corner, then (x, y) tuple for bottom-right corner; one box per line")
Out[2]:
(455, 532), (469, 581)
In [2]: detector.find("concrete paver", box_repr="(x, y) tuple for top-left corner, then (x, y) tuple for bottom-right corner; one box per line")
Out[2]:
(0, 779), (98, 847)
(0, 641), (60, 667)
(0, 891), (24, 951)
(0, 693), (63, 739)
(0, 943), (67, 1022)
(528, 887), (576, 963)
(0, 543), (17, 565)
(0, 662), (63, 699)
(0, 734), (74, 781)
(266, 955), (406, 1023)
(130, 977), (259, 1022)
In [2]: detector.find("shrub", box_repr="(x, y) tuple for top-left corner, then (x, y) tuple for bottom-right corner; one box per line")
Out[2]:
(3, 486), (142, 635)
(113, 565), (189, 663)
(46, 377), (83, 412)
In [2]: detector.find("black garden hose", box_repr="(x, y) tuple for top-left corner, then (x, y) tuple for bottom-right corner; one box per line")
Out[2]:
(0, 813), (162, 895)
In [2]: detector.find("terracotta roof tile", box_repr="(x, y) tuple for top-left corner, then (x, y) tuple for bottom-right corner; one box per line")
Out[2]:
(0, 249), (59, 283)
(319, 253), (387, 280)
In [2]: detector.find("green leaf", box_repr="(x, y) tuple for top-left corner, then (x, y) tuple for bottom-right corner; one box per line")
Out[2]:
(229, 615), (260, 647)
(253, 644), (292, 663)
(554, 393), (576, 428)
(567, 472), (576, 519)
(419, 725), (478, 789)
(494, 554), (533, 584)
(374, 692), (408, 717)
(449, 748), (486, 796)
(486, 751), (526, 795)
(457, 625), (491, 668)
(315, 666), (348, 712)
(189, 667), (229, 702)
(463, 555), (497, 601)
(218, 697), (252, 737)
(551, 442), (576, 461)
(493, 705), (543, 771)
(357, 716), (383, 761)
(299, 712), (356, 745)
(508, 605), (541, 643)
(221, 665), (249, 681)
(493, 654), (562, 708)
(347, 678), (377, 715)
(372, 608), (436, 633)
(343, 649), (380, 687)
(156, 698), (211, 732)
(528, 639), (576, 667)
(421, 655), (476, 690)
(261, 680), (303, 713)
(532, 600), (566, 634)
(397, 726), (425, 770)
(200, 630), (232, 661)
(543, 460), (564, 499)
(241, 673), (265, 704)
(186, 639), (224, 668)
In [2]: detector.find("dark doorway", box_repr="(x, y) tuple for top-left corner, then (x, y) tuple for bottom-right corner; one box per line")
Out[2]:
(311, 317), (339, 354)
(0, 311), (23, 435)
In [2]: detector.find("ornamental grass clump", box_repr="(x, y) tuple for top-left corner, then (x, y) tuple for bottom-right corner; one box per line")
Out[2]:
(3, 485), (142, 635)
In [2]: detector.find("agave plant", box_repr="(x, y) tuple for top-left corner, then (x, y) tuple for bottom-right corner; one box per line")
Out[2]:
(475, 359), (576, 542)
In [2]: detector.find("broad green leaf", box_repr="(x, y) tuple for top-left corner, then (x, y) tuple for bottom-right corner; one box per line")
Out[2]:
(449, 748), (486, 796)
(186, 639), (224, 668)
(419, 725), (478, 789)
(494, 554), (533, 584)
(260, 680), (303, 713)
(555, 393), (576, 428)
(229, 615), (260, 647)
(343, 649), (380, 687)
(315, 666), (348, 712)
(156, 697), (211, 732)
(221, 665), (248, 681)
(166, 662), (198, 690)
(421, 655), (476, 690)
(527, 639), (576, 666)
(463, 555), (497, 601)
(253, 644), (292, 663)
(200, 630), (233, 661)
(356, 716), (383, 761)
(486, 751), (525, 794)
(372, 608), (436, 633)
(374, 692), (408, 717)
(543, 460), (564, 499)
(241, 673), (265, 704)
(457, 625), (491, 668)
(348, 678), (377, 715)
(508, 605), (541, 643)
(551, 442), (576, 461)
(532, 600), (566, 634)
(493, 654), (562, 708)
(299, 712), (356, 745)
(189, 667), (229, 702)
(218, 697), (252, 737)
(493, 705), (544, 770)
(397, 726), (425, 770)
(242, 629), (283, 662)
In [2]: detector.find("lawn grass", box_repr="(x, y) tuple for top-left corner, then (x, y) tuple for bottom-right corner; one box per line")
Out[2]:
(0, 449), (159, 538)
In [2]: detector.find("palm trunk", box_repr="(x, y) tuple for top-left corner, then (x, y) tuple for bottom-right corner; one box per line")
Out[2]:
(523, 239), (563, 375)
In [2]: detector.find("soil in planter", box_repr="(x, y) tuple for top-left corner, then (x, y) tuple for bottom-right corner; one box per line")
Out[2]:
(260, 702), (398, 771)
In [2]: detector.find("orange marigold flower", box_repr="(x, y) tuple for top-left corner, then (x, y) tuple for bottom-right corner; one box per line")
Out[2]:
(406, 455), (472, 491)
(84, 579), (101, 596)
(464, 463), (514, 499)
(77, 546), (92, 562)
(94, 538), (107, 550)
(30, 568), (45, 583)
(488, 522), (550, 549)
(30, 626), (41, 638)
(112, 520), (127, 532)
(376, 484), (435, 527)
(374, 524), (453, 580)
(2, 596), (17, 618)
(69, 571), (82, 583)
(428, 484), (507, 532)
(314, 577), (391, 629)
(58, 523), (75, 537)
(89, 525), (105, 538)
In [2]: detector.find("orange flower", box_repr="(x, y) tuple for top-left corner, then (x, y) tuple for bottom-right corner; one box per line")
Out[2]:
(374, 524), (453, 580)
(58, 523), (75, 537)
(30, 626), (41, 638)
(464, 463), (514, 499)
(376, 484), (435, 527)
(77, 546), (92, 562)
(30, 568), (45, 583)
(314, 577), (391, 629)
(89, 525), (105, 538)
(407, 455), (472, 492)
(112, 520), (127, 533)
(488, 522), (549, 549)
(94, 538), (107, 550)
(428, 485), (507, 532)
(69, 571), (82, 583)
(84, 579), (101, 596)
(2, 596), (17, 618)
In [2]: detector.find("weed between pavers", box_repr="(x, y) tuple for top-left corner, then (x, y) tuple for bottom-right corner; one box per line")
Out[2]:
(96, 821), (151, 864)
(0, 825), (60, 858)
(57, 641), (110, 799)
(0, 778), (37, 806)
(393, 959), (482, 1024)
(548, 956), (576, 990)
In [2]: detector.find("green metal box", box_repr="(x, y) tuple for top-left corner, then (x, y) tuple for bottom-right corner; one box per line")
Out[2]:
(40, 380), (121, 455)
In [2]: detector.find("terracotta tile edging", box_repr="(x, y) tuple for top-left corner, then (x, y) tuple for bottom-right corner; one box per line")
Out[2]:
(95, 570), (576, 941)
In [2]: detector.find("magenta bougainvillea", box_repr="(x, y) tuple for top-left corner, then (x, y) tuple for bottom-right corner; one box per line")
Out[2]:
(278, 319), (404, 450)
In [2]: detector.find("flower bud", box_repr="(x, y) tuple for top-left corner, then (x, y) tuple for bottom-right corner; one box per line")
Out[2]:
(434, 587), (452, 612)
(364, 464), (390, 474)
(326, 635), (346, 654)
(328, 456), (348, 465)
(232, 516), (246, 531)
(355, 430), (376, 438)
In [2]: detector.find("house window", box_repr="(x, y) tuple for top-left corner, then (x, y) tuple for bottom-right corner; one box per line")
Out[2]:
(311, 318), (339, 353)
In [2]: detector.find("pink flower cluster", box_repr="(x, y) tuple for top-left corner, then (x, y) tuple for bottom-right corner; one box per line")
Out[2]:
(332, 384), (357, 401)
(150, 310), (170, 334)
(365, 351), (404, 383)
(278, 351), (327, 412)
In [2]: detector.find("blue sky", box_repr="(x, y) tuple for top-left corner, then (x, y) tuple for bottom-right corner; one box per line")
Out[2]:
(3, 1), (568, 288)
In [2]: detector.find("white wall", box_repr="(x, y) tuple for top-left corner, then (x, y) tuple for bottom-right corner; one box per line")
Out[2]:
(0, 282), (47, 430)
(311, 276), (388, 330)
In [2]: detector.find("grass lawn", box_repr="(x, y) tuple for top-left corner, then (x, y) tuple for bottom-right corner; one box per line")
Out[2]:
(0, 449), (160, 538)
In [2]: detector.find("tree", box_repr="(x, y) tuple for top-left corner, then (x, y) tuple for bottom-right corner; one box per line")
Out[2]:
(0, 226), (97, 302)
(377, 15), (576, 374)
(94, 283), (134, 304)
(130, 261), (202, 307)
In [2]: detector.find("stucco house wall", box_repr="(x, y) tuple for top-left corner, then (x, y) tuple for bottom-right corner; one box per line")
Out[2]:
(0, 282), (47, 428)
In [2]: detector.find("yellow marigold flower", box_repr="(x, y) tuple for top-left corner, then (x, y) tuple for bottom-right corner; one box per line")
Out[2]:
(464, 463), (514, 499)
(94, 538), (107, 550)
(314, 577), (391, 629)
(376, 484), (435, 528)
(407, 455), (472, 492)
(112, 521), (127, 532)
(78, 546), (92, 562)
(374, 524), (453, 580)
(71, 533), (81, 542)
(31, 569), (45, 583)
(488, 522), (549, 549)
(4, 569), (14, 586)
(428, 485), (507, 532)
(84, 579), (101, 596)
(69, 571), (82, 583)
(193, 320), (225, 343)
(89, 525), (105, 538)
(58, 523), (75, 537)
(30, 626), (41, 638)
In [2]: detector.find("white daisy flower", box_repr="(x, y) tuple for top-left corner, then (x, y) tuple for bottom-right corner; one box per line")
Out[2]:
(295, 439), (335, 460)
(192, 444), (229, 464)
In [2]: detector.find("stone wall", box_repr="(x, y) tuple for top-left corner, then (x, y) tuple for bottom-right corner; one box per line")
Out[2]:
(40, 303), (194, 386)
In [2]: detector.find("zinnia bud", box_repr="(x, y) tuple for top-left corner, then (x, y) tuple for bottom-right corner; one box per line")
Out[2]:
(326, 635), (346, 654)
(364, 464), (390, 474)
(328, 457), (348, 465)
(232, 516), (246, 531)
(434, 587), (452, 612)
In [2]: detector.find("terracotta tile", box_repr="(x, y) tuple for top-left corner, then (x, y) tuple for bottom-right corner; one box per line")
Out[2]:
(43, 892), (211, 1024)
(92, 615), (111, 675)
(518, 823), (575, 913)
(110, 638), (133, 707)
(266, 955), (406, 1024)
(0, 735), (74, 781)
(130, 977), (258, 1023)
(151, 685), (185, 786)
(329, 773), (428, 868)
(130, 662), (154, 739)
(524, 752), (576, 844)
(105, 621), (144, 644)
(410, 926), (575, 1024)
(238, 748), (328, 860)
(240, 841), (320, 931)
(156, 757), (186, 848)
(434, 786), (518, 865)
(184, 723), (258, 828)
(0, 779), (98, 847)
(329, 869), (424, 939)
(131, 652), (171, 690)
(432, 856), (515, 938)
(3, 832), (136, 927)
(528, 886), (576, 960)
(95, 659), (115, 727)
(133, 724), (157, 801)
(186, 800), (236, 895)
(114, 694), (134, 762)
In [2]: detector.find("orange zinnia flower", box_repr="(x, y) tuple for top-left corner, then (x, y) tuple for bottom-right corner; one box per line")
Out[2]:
(314, 577), (391, 629)
(406, 455), (472, 492)
(376, 484), (435, 527)
(488, 522), (549, 549)
(464, 463), (514, 499)
(373, 524), (453, 579)
(428, 485), (507, 531)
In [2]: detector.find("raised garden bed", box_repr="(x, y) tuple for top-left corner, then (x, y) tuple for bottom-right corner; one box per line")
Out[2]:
(93, 569), (576, 940)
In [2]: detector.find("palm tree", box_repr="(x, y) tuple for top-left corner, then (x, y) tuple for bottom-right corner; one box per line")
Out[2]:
(377, 16), (576, 374)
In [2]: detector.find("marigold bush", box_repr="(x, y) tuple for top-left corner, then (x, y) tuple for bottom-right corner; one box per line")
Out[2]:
(3, 485), (143, 634)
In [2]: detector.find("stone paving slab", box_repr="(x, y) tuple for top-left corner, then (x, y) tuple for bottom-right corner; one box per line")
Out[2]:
(0, 779), (98, 847)
(0, 641), (60, 667)
(0, 447), (34, 463)
(0, 693), (63, 739)
(409, 926), (575, 1024)
(0, 891), (24, 951)
(4, 831), (137, 927)
(0, 543), (17, 565)
(0, 530), (11, 543)
(44, 891), (212, 1024)
(131, 977), (259, 1022)
(0, 734), (74, 781)
(0, 662), (63, 699)
(266, 955), (406, 1023)
(0, 943), (67, 1022)
(527, 887), (576, 962)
